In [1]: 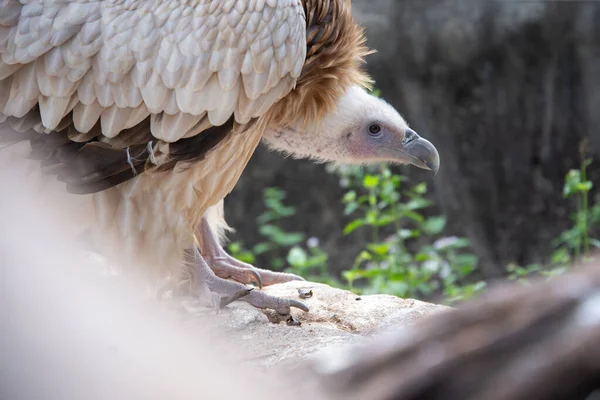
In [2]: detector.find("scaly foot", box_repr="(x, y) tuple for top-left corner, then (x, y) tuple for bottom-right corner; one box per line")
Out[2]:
(185, 247), (309, 316)
(196, 216), (305, 288)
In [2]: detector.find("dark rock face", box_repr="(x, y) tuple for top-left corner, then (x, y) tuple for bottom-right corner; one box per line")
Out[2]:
(226, 1), (600, 278)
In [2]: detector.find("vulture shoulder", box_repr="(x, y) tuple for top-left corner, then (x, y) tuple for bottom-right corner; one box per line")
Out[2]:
(0, 0), (306, 193)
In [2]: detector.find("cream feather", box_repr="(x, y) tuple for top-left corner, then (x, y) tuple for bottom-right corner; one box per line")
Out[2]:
(1, 0), (306, 139)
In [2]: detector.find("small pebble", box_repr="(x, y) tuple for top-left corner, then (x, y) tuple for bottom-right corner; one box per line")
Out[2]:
(298, 288), (313, 299)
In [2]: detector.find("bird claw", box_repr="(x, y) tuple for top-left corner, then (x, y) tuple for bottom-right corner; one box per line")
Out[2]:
(207, 274), (309, 315)
(186, 247), (309, 318)
(197, 216), (305, 289)
(205, 256), (264, 288)
(219, 287), (254, 309)
(205, 254), (305, 289)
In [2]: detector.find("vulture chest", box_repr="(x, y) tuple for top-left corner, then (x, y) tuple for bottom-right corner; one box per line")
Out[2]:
(89, 127), (264, 278)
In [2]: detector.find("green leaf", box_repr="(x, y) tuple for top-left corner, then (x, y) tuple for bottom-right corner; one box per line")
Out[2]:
(551, 247), (571, 264)
(363, 175), (380, 189)
(413, 182), (427, 194)
(256, 211), (275, 225)
(233, 253), (255, 264)
(375, 214), (398, 227)
(344, 218), (366, 235)
(252, 242), (272, 255)
(453, 254), (478, 269)
(258, 224), (283, 240)
(366, 210), (379, 224)
(357, 194), (370, 204)
(287, 246), (308, 267)
(367, 243), (390, 256)
(354, 250), (372, 264)
(368, 194), (377, 206)
(343, 269), (364, 283)
(276, 232), (305, 246)
(422, 216), (447, 235)
(405, 198), (432, 210)
(579, 181), (593, 192)
(446, 237), (472, 249)
(414, 252), (431, 262)
(344, 202), (360, 216)
(271, 257), (285, 270)
(399, 209), (425, 223)
(359, 268), (387, 278)
(343, 190), (357, 203)
(562, 170), (592, 197)
(227, 242), (242, 254)
(258, 224), (304, 245)
(397, 229), (414, 239)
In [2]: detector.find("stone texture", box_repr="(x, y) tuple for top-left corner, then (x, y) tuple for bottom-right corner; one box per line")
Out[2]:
(173, 280), (449, 368)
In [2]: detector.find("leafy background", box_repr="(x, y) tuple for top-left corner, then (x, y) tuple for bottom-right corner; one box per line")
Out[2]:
(223, 0), (600, 305)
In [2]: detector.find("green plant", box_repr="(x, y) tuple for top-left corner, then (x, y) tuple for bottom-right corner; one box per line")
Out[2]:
(227, 187), (332, 282)
(554, 157), (600, 261)
(252, 187), (305, 269)
(508, 155), (599, 284)
(331, 163), (484, 304)
(286, 239), (340, 285)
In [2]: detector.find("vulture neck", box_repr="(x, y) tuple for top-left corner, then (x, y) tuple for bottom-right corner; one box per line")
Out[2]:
(262, 85), (370, 164)
(262, 124), (346, 163)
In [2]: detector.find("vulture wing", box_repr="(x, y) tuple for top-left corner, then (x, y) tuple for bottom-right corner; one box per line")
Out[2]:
(0, 0), (306, 193)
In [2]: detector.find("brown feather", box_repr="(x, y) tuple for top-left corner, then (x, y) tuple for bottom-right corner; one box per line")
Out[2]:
(0, 107), (236, 194)
(155, 116), (236, 173)
(265, 0), (374, 130)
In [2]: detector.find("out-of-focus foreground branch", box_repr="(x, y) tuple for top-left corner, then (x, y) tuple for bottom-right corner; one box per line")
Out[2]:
(314, 259), (600, 400)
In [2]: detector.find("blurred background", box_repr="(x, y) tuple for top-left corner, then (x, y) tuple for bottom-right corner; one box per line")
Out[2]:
(224, 0), (600, 305)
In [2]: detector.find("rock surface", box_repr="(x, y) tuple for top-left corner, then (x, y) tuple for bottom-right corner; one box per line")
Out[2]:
(173, 280), (450, 368)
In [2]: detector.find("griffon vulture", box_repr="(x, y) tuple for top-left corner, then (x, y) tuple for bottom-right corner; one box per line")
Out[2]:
(0, 0), (439, 316)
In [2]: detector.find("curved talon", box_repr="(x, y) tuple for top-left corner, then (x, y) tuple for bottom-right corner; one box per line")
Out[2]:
(247, 267), (263, 288)
(188, 245), (310, 317)
(287, 299), (309, 313)
(220, 287), (254, 309)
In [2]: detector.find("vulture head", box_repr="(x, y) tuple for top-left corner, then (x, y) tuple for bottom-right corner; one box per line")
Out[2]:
(262, 85), (440, 173)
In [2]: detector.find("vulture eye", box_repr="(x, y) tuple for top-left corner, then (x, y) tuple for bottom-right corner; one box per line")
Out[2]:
(368, 124), (382, 136)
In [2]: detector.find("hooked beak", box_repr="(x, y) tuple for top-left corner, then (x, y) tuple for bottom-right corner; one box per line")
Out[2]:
(398, 129), (440, 175)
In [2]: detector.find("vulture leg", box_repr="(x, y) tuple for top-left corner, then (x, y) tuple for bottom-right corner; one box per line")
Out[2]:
(187, 247), (309, 316)
(196, 217), (305, 289)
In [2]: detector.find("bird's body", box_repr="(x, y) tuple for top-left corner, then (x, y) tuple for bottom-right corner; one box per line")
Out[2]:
(1, 0), (439, 313)
(89, 124), (263, 277)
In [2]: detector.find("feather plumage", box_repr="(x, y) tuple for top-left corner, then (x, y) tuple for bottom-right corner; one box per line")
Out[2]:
(0, 0), (375, 281)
